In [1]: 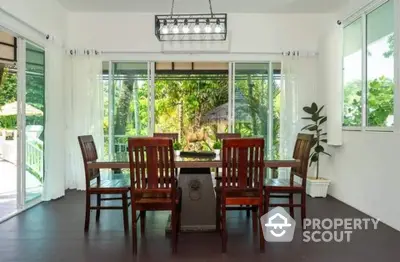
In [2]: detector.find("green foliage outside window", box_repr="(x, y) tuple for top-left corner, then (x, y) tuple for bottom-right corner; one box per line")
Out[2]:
(0, 68), (17, 129)
(104, 72), (281, 158)
(343, 34), (394, 127)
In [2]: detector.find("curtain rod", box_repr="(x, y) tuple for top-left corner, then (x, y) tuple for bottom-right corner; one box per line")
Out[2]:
(99, 50), (318, 56)
(0, 7), (49, 40)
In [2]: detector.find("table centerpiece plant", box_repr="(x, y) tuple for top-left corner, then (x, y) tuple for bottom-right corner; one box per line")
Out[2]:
(173, 141), (182, 156)
(213, 140), (222, 155)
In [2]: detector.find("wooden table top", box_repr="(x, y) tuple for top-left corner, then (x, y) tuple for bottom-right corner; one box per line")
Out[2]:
(87, 156), (300, 169)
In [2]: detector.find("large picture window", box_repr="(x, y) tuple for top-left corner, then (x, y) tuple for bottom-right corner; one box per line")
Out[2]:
(343, 0), (394, 129)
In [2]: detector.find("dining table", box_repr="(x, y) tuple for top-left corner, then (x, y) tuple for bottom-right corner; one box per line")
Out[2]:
(87, 152), (300, 232)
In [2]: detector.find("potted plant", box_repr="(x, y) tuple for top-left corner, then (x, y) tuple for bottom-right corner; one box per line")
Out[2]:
(173, 141), (182, 156)
(301, 102), (331, 198)
(213, 140), (222, 155)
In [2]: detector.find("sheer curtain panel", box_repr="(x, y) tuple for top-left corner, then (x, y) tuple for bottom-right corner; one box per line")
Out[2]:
(279, 56), (318, 178)
(42, 44), (66, 201)
(65, 55), (104, 190)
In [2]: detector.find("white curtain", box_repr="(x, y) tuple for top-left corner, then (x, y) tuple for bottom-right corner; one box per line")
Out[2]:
(65, 55), (104, 190)
(320, 27), (343, 146)
(42, 44), (66, 201)
(279, 56), (318, 178)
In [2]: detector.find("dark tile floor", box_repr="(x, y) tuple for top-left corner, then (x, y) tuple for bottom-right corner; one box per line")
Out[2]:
(0, 190), (398, 262)
(0, 198), (16, 220)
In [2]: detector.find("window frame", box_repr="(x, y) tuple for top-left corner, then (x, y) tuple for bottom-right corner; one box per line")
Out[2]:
(342, 0), (396, 132)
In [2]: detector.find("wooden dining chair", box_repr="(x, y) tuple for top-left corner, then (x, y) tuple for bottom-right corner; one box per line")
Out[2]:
(264, 133), (314, 225)
(216, 138), (265, 252)
(215, 133), (253, 217)
(153, 132), (179, 143)
(78, 135), (130, 233)
(128, 137), (182, 254)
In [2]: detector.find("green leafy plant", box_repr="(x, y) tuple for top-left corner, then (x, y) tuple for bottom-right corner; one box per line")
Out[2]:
(173, 141), (182, 151)
(213, 140), (222, 150)
(301, 102), (331, 179)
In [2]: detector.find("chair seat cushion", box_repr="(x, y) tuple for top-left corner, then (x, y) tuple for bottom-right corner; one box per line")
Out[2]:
(264, 179), (304, 191)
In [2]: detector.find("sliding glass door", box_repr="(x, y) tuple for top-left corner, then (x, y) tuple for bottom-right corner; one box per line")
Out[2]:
(100, 61), (281, 161)
(24, 42), (45, 203)
(0, 36), (46, 220)
(103, 62), (151, 161)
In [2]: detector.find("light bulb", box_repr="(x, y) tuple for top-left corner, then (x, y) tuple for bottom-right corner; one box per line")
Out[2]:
(172, 19), (179, 34)
(194, 25), (201, 33)
(215, 19), (222, 33)
(161, 20), (168, 34)
(205, 18), (211, 33)
(194, 18), (200, 33)
(182, 18), (189, 33)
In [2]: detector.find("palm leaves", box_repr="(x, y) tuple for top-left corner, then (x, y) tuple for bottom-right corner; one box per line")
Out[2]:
(301, 102), (330, 179)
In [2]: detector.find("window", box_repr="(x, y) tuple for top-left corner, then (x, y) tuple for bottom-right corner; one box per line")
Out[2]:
(343, 0), (395, 129)
(343, 19), (362, 126)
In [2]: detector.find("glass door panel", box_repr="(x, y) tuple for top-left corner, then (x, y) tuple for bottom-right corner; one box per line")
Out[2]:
(0, 34), (18, 218)
(107, 62), (149, 161)
(24, 42), (45, 203)
(233, 62), (282, 160)
(234, 63), (270, 149)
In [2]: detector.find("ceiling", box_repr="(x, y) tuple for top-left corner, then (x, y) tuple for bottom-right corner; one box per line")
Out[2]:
(56, 0), (349, 13)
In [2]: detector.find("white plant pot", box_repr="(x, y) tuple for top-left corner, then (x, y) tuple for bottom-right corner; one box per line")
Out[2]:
(174, 150), (181, 156)
(214, 149), (220, 155)
(306, 177), (331, 198)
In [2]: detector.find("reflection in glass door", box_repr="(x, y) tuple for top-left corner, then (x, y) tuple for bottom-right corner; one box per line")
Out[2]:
(24, 42), (45, 203)
(233, 62), (281, 159)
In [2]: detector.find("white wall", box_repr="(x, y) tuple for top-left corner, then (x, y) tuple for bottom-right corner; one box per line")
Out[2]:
(0, 0), (69, 200)
(318, 0), (400, 231)
(0, 0), (67, 43)
(321, 132), (400, 231)
(67, 12), (331, 53)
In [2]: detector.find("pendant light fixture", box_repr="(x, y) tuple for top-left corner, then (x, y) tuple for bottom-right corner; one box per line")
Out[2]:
(155, 0), (227, 41)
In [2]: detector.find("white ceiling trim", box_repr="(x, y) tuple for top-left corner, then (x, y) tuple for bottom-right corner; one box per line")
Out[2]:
(57, 0), (350, 13)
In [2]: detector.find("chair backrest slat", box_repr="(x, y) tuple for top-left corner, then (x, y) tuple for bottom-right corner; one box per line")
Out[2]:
(222, 138), (264, 190)
(249, 145), (255, 185)
(158, 146), (165, 187)
(78, 135), (100, 185)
